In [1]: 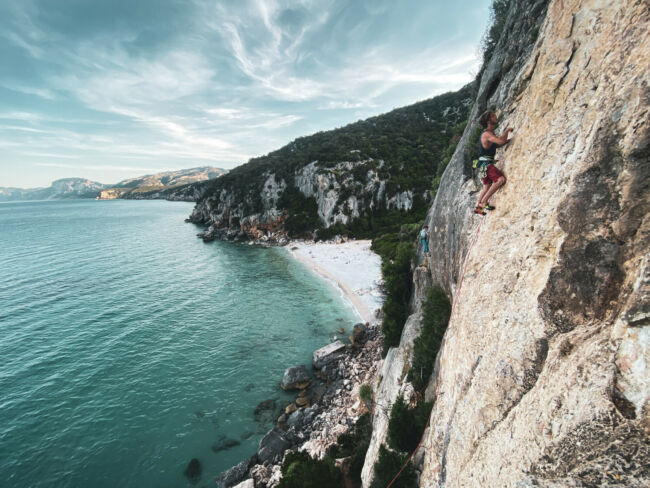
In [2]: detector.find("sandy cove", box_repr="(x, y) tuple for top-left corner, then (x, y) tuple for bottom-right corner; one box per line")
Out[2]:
(287, 239), (384, 325)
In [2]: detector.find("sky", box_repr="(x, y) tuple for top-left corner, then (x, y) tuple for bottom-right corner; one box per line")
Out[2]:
(0, 0), (492, 188)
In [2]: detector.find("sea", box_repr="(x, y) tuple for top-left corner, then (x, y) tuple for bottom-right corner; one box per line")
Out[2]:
(0, 199), (359, 488)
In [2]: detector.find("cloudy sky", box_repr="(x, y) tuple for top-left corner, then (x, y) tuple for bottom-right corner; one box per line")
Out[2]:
(0, 0), (491, 188)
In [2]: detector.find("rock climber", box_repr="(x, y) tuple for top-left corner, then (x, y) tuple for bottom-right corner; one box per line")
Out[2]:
(420, 225), (430, 255)
(474, 110), (513, 215)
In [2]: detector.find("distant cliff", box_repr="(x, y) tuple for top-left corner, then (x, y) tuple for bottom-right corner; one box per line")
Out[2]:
(99, 166), (227, 201)
(187, 86), (473, 242)
(1, 167), (226, 202)
(0, 178), (105, 201)
(360, 0), (650, 486)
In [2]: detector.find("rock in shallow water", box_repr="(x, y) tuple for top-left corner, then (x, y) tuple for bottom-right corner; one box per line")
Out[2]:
(312, 340), (346, 369)
(211, 435), (241, 452)
(254, 398), (277, 423)
(257, 428), (292, 464)
(280, 365), (311, 390)
(184, 458), (201, 485)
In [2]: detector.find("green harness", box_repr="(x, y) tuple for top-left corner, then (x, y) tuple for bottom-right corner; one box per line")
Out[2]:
(472, 156), (494, 180)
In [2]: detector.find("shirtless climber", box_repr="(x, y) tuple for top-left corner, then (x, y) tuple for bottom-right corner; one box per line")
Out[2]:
(474, 111), (513, 215)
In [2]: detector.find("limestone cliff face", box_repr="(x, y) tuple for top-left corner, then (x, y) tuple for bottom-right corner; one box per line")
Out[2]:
(189, 160), (416, 242)
(295, 160), (414, 226)
(361, 0), (649, 486)
(188, 172), (289, 241)
(188, 87), (472, 242)
(399, 0), (649, 486)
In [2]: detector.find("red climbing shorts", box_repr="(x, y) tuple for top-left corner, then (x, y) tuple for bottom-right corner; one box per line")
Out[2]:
(482, 164), (504, 185)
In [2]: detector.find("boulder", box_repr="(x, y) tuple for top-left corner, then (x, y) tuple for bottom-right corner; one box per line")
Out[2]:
(232, 480), (254, 488)
(216, 455), (257, 488)
(296, 395), (310, 407)
(287, 404), (319, 430)
(351, 323), (368, 344)
(257, 428), (291, 464)
(285, 403), (298, 415)
(280, 365), (311, 390)
(184, 458), (201, 485)
(312, 340), (346, 369)
(287, 409), (304, 430)
(250, 464), (273, 487)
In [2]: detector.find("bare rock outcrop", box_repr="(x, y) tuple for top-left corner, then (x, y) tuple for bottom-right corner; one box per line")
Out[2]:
(360, 266), (431, 487)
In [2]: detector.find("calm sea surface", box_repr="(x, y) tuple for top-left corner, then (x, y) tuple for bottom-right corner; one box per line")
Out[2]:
(0, 200), (358, 488)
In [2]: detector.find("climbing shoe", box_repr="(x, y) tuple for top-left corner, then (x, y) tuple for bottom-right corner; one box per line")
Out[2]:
(484, 203), (496, 211)
(473, 206), (486, 215)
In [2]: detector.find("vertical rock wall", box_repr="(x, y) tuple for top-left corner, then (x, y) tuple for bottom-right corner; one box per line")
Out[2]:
(417, 0), (649, 486)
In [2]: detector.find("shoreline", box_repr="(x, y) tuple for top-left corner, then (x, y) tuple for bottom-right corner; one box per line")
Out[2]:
(286, 239), (384, 325)
(216, 239), (386, 487)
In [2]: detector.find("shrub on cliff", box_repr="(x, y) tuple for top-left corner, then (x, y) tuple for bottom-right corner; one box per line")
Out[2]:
(326, 412), (372, 482)
(431, 120), (467, 198)
(370, 444), (417, 488)
(278, 187), (321, 237)
(387, 395), (433, 454)
(408, 286), (452, 391)
(479, 0), (512, 76)
(381, 241), (415, 354)
(359, 384), (373, 406)
(278, 450), (342, 488)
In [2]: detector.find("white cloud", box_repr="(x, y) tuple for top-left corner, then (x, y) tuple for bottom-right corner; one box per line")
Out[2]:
(1, 0), (489, 187)
(0, 82), (56, 100)
(35, 162), (166, 172)
(247, 114), (303, 129)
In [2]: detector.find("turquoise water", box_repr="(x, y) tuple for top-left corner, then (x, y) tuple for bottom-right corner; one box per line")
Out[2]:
(0, 200), (358, 488)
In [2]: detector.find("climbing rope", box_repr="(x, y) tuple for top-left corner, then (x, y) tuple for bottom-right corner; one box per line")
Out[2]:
(385, 217), (484, 488)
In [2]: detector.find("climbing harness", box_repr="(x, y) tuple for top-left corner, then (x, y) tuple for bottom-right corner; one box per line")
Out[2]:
(385, 218), (484, 488)
(472, 155), (494, 180)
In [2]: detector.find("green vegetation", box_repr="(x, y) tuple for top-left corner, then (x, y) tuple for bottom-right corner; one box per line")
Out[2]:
(278, 412), (373, 487)
(326, 412), (373, 482)
(387, 395), (433, 454)
(277, 451), (342, 488)
(196, 84), (473, 237)
(465, 124), (484, 168)
(479, 0), (512, 74)
(431, 120), (467, 198)
(359, 384), (373, 405)
(408, 286), (452, 391)
(318, 206), (426, 243)
(370, 444), (417, 488)
(379, 241), (415, 354)
(369, 395), (432, 487)
(277, 187), (320, 237)
(277, 412), (374, 488)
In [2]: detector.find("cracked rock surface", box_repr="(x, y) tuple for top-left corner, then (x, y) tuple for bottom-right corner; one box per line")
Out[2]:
(414, 0), (650, 486)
